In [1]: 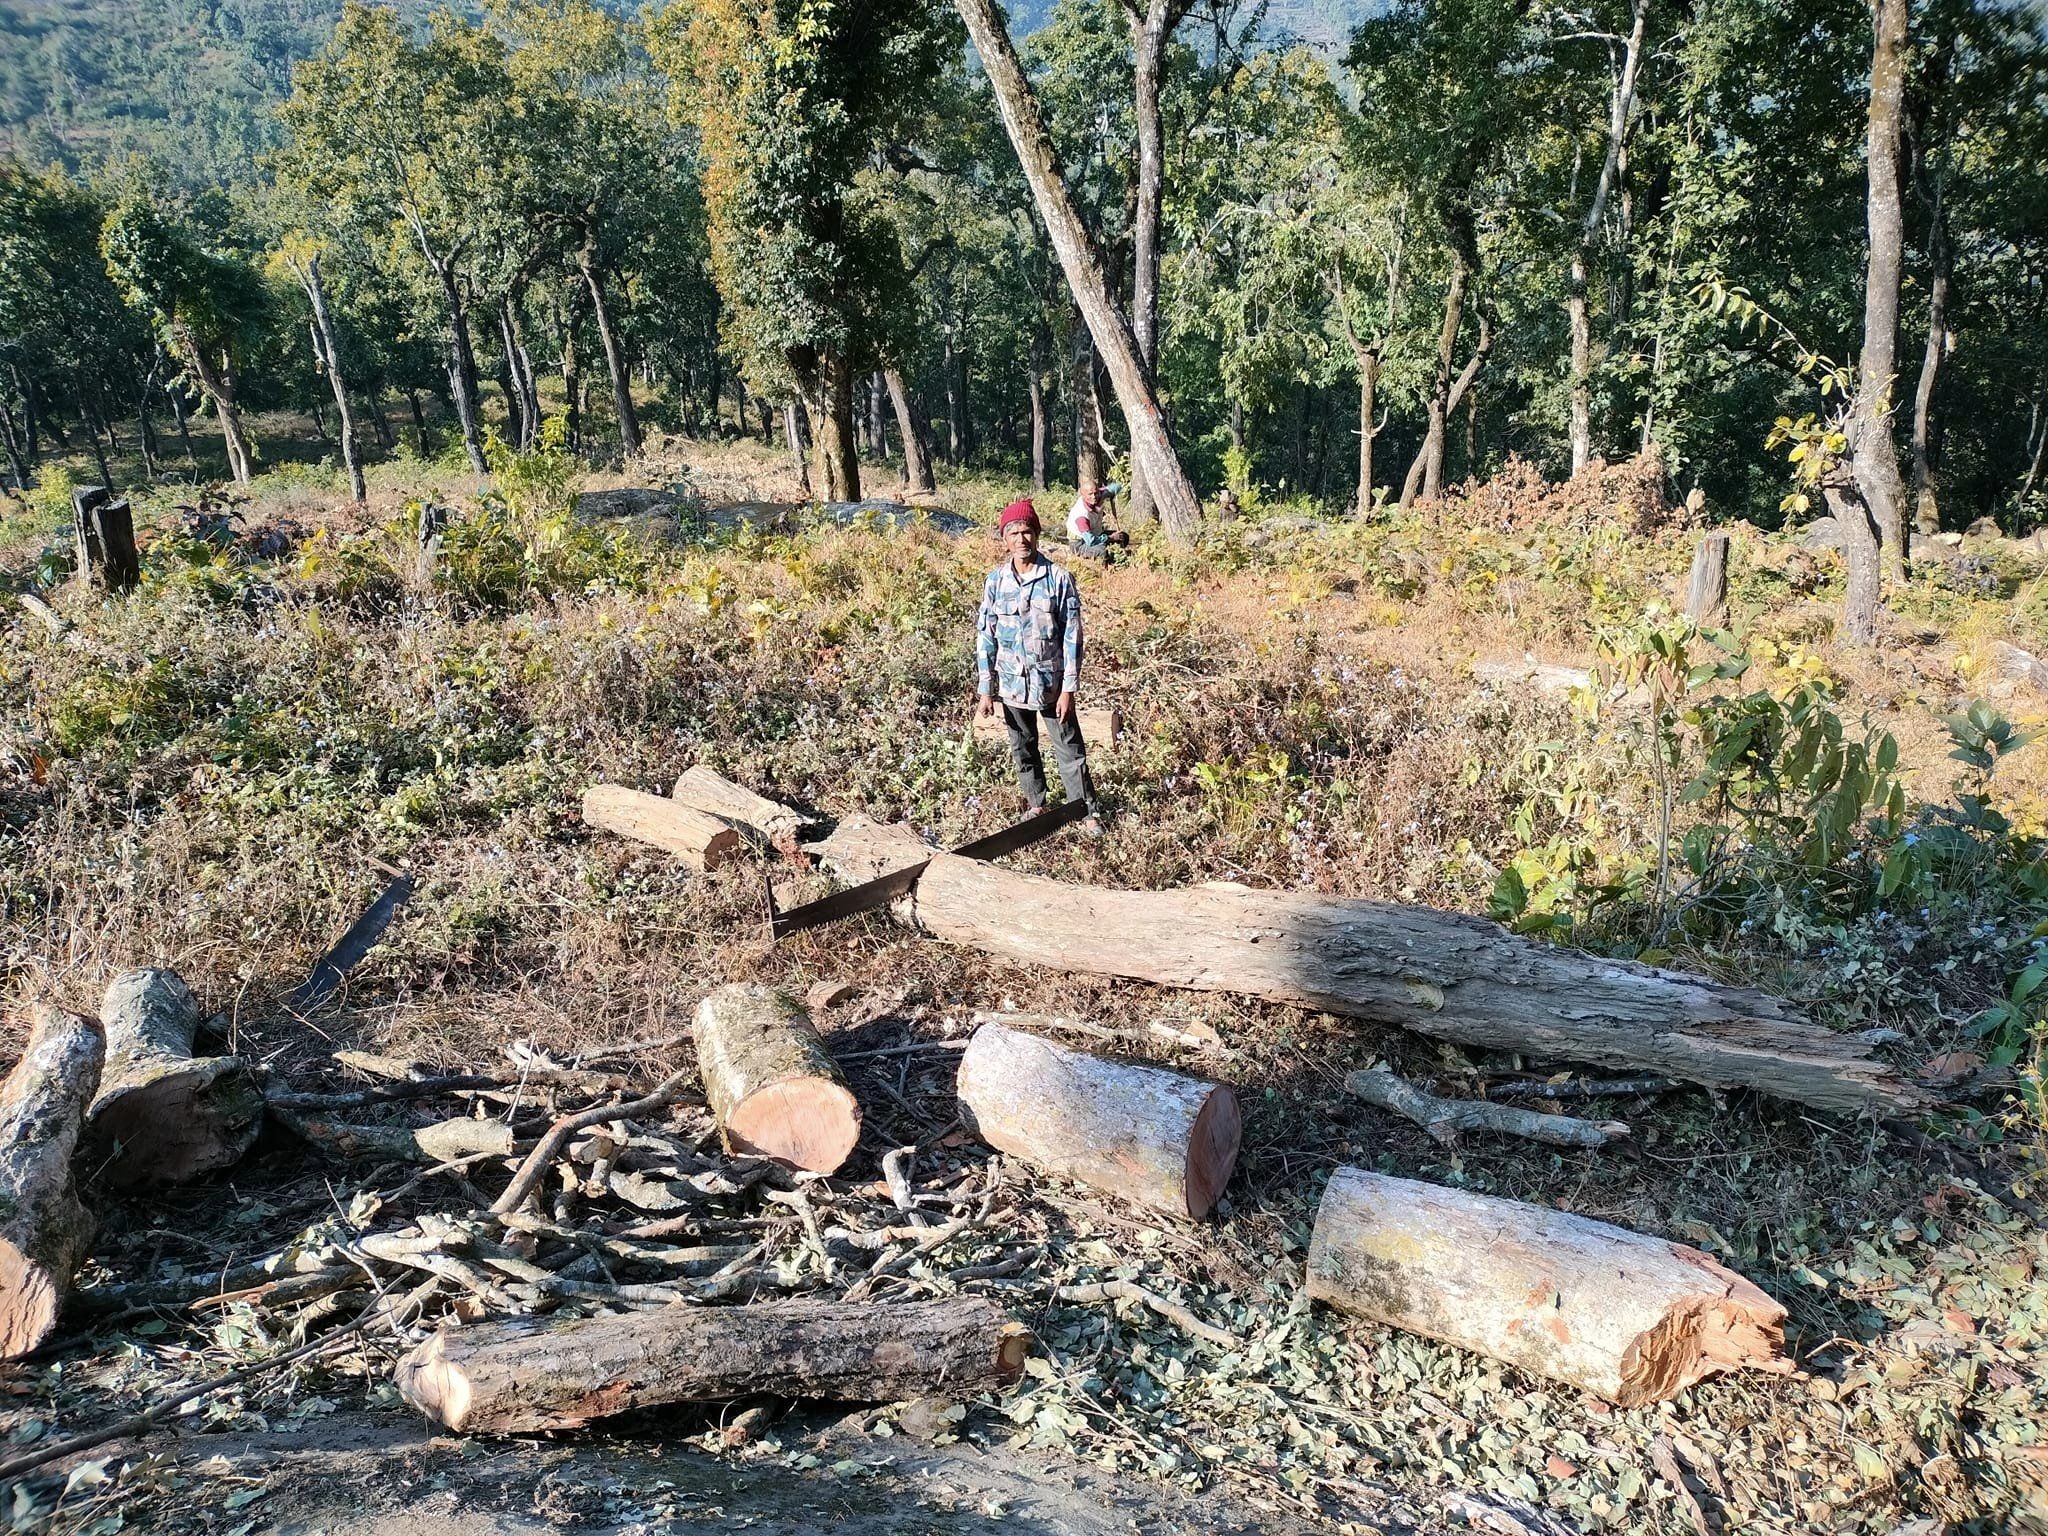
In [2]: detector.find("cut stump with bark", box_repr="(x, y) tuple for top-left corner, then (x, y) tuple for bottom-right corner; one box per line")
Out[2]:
(583, 786), (744, 871)
(0, 1004), (104, 1358)
(395, 1295), (1029, 1434)
(1306, 1167), (1791, 1405)
(956, 1019), (1239, 1219)
(83, 969), (262, 1188)
(693, 984), (860, 1173)
(671, 766), (818, 844)
(883, 849), (1924, 1117)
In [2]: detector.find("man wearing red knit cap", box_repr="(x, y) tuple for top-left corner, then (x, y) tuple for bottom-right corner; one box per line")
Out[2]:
(976, 498), (1101, 831)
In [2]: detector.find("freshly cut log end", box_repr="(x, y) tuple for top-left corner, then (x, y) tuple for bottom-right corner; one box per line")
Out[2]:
(956, 1019), (1240, 1220)
(394, 1296), (1027, 1435)
(1305, 1167), (1790, 1405)
(583, 785), (745, 871)
(0, 1004), (104, 1359)
(692, 984), (860, 1174)
(84, 966), (261, 1188)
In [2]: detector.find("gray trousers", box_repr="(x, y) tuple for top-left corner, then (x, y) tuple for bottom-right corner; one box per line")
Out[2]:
(1003, 701), (1097, 813)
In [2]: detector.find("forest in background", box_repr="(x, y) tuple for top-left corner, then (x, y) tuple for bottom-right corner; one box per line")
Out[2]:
(3, 0), (2048, 582)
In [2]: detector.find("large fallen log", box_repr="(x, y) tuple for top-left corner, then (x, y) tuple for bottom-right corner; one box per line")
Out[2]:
(956, 1019), (1239, 1219)
(1306, 1167), (1791, 1405)
(394, 1295), (1029, 1434)
(812, 816), (938, 885)
(693, 984), (860, 1173)
(82, 969), (262, 1188)
(845, 841), (1919, 1116)
(1, 1004), (104, 1358)
(582, 785), (744, 871)
(671, 766), (817, 843)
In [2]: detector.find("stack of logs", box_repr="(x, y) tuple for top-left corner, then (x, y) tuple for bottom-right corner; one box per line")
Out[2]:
(0, 762), (1836, 1435)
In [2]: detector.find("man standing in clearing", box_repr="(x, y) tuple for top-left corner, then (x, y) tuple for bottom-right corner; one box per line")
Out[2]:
(977, 498), (1102, 830)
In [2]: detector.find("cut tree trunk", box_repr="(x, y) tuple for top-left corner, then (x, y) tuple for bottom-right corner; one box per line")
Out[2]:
(812, 816), (941, 885)
(956, 1019), (1239, 1219)
(840, 843), (1923, 1116)
(82, 968), (261, 1189)
(395, 1295), (1029, 1434)
(953, 0), (1201, 541)
(692, 984), (859, 1173)
(582, 786), (744, 871)
(1684, 531), (1729, 626)
(0, 1004), (103, 1358)
(670, 766), (817, 845)
(1306, 1167), (1790, 1404)
(71, 486), (138, 594)
(1851, 0), (1911, 589)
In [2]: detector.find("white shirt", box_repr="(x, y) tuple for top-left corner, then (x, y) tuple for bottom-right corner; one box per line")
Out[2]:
(1067, 497), (1096, 541)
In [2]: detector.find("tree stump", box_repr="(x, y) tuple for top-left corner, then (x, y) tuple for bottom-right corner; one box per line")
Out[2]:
(1686, 531), (1730, 626)
(583, 785), (744, 870)
(71, 485), (138, 594)
(1306, 1167), (1791, 1404)
(692, 984), (860, 1173)
(0, 1004), (104, 1358)
(671, 766), (816, 844)
(83, 969), (262, 1188)
(955, 1019), (1240, 1219)
(395, 1295), (1029, 1434)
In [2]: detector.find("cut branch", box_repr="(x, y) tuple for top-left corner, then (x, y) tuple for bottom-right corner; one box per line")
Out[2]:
(1344, 1068), (1627, 1149)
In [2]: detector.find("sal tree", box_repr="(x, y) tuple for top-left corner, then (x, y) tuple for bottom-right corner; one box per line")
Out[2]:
(655, 0), (953, 500)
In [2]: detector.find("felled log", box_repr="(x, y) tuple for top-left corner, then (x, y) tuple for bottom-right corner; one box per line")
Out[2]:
(812, 816), (937, 885)
(867, 846), (1922, 1117)
(274, 1110), (515, 1163)
(582, 785), (744, 871)
(1471, 657), (1595, 697)
(1343, 1068), (1626, 1150)
(1306, 1167), (1790, 1405)
(395, 1295), (1029, 1434)
(955, 1020), (1238, 1218)
(671, 765), (817, 843)
(692, 985), (859, 1173)
(973, 704), (1123, 750)
(0, 1005), (104, 1358)
(82, 969), (262, 1188)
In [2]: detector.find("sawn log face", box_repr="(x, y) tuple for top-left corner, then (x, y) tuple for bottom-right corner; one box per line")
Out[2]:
(394, 1295), (1028, 1434)
(907, 855), (1923, 1116)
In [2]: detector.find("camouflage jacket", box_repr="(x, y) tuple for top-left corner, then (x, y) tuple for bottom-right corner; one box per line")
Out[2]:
(976, 553), (1083, 710)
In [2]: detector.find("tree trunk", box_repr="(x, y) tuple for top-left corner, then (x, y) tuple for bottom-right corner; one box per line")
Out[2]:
(1028, 328), (1049, 492)
(1123, 0), (1179, 528)
(1073, 328), (1107, 492)
(954, 0), (1202, 540)
(671, 765), (818, 844)
(167, 380), (195, 464)
(869, 371), (889, 463)
(72, 485), (138, 592)
(0, 1004), (103, 1359)
(943, 324), (965, 467)
(581, 262), (642, 461)
(1910, 193), (1950, 536)
(839, 841), (1924, 1115)
(1401, 228), (1472, 508)
(1824, 471), (1885, 644)
(395, 1296), (1029, 1435)
(956, 1019), (1239, 1219)
(1354, 360), (1378, 518)
(494, 302), (527, 449)
(1852, 0), (1911, 587)
(692, 984), (859, 1174)
(0, 393), (28, 491)
(1307, 1168), (1789, 1405)
(803, 345), (861, 501)
(1568, 0), (1650, 476)
(408, 389), (430, 453)
(301, 256), (367, 503)
(885, 369), (936, 493)
(1403, 287), (1493, 507)
(581, 785), (744, 870)
(82, 969), (261, 1189)
(785, 399), (814, 497)
(434, 263), (489, 474)
(74, 372), (113, 488)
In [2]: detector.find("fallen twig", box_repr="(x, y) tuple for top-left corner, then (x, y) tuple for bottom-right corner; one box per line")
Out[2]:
(492, 1069), (698, 1214)
(1053, 1280), (1237, 1349)
(1487, 1076), (1679, 1100)
(1346, 1068), (1628, 1150)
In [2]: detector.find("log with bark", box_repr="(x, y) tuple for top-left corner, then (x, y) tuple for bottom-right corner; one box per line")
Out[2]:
(693, 985), (860, 1173)
(1306, 1167), (1791, 1405)
(394, 1295), (1029, 1434)
(0, 1004), (104, 1358)
(955, 1020), (1238, 1219)
(82, 969), (262, 1188)
(670, 766), (818, 845)
(273, 1109), (516, 1164)
(582, 785), (745, 871)
(812, 816), (937, 885)
(849, 843), (1921, 1116)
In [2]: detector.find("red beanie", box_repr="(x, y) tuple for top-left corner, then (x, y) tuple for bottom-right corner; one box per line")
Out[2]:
(998, 498), (1040, 532)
